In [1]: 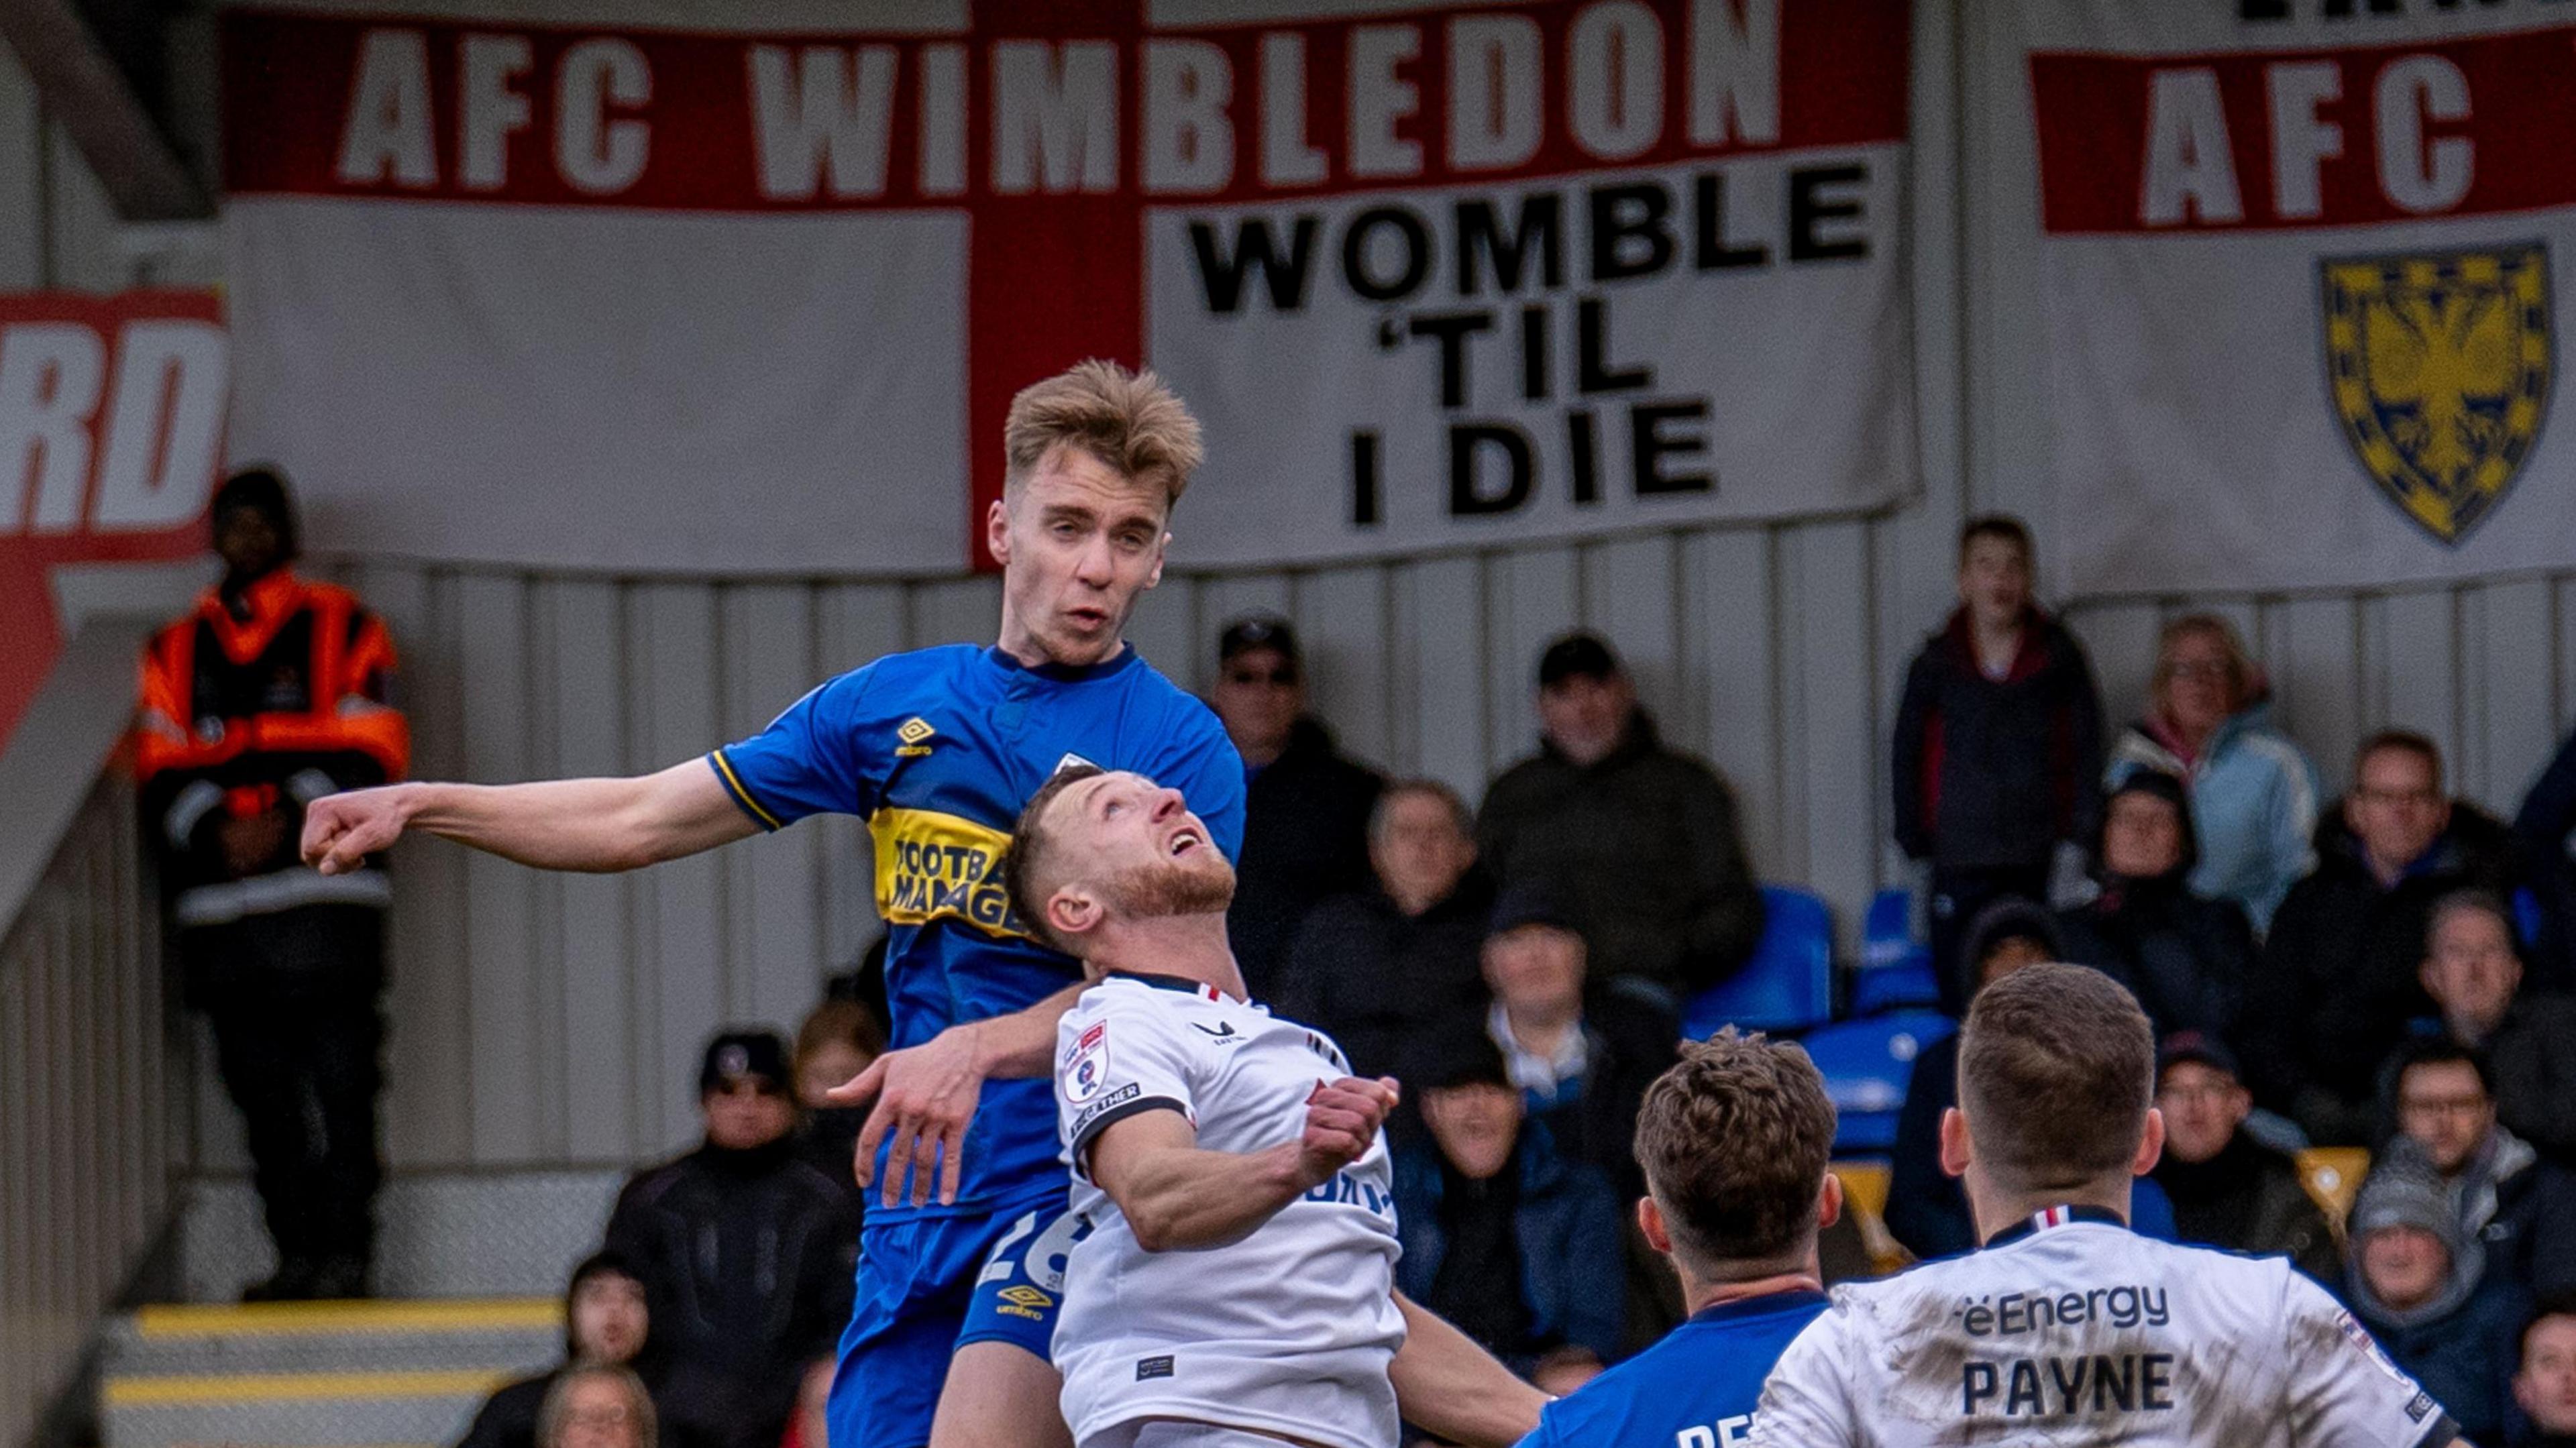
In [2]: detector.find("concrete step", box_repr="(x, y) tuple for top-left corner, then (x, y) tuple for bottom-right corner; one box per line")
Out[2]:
(101, 1299), (561, 1448)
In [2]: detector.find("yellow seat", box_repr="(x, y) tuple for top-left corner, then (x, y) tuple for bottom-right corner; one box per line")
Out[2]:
(2296, 1147), (2371, 1233)
(1829, 1161), (1909, 1276)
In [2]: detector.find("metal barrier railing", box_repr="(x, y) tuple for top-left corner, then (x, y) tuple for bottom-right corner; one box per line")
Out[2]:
(0, 622), (180, 1448)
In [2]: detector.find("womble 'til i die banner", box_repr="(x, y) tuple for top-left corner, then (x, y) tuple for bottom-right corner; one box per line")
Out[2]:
(217, 0), (1915, 575)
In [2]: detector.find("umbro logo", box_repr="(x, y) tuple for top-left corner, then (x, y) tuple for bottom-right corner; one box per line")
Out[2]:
(896, 716), (936, 758)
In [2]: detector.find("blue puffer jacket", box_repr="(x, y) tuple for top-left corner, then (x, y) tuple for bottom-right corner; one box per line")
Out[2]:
(1393, 1125), (1625, 1366)
(2106, 701), (2320, 932)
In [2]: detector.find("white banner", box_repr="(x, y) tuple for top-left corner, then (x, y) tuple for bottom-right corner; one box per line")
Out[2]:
(2000, 0), (2576, 596)
(219, 1), (1915, 575)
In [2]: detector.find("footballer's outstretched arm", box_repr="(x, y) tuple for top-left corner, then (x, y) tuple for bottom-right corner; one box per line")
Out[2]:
(828, 981), (1090, 1210)
(1388, 1292), (1549, 1448)
(1080, 1078), (1398, 1252)
(302, 761), (758, 875)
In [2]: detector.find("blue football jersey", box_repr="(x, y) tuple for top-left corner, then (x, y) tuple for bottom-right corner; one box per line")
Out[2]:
(710, 643), (1245, 1221)
(1522, 1290), (1828, 1448)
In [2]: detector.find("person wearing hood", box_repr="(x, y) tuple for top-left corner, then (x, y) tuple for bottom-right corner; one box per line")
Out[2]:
(2345, 1160), (2528, 1446)
(2054, 771), (2257, 1042)
(1274, 779), (1493, 1080)
(2147, 1033), (2341, 1284)
(1890, 515), (2104, 1015)
(2105, 615), (2320, 932)
(2382, 1041), (2576, 1302)
(604, 1031), (858, 1448)
(1479, 631), (1764, 1009)
(137, 467), (412, 1300)
(2415, 891), (2576, 1161)
(2246, 730), (2522, 1146)
(1208, 616), (1385, 999)
(458, 1252), (719, 1448)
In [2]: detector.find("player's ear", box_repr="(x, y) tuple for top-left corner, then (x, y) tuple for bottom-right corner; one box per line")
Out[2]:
(1817, 1171), (1844, 1231)
(1142, 531), (1169, 590)
(1048, 886), (1104, 942)
(2133, 1107), (2167, 1178)
(985, 498), (1014, 565)
(1635, 1195), (1672, 1256)
(1938, 1105), (1971, 1180)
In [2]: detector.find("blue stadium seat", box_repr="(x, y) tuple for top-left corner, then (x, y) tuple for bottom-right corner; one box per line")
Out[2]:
(1801, 1011), (1955, 1154)
(1851, 886), (1941, 1015)
(2514, 887), (2546, 950)
(1682, 885), (1834, 1039)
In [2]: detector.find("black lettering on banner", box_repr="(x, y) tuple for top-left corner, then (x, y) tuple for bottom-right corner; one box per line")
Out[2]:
(1789, 165), (1870, 264)
(1450, 423), (1535, 515)
(1349, 430), (1382, 526)
(1343, 206), (1434, 302)
(1694, 174), (1770, 270)
(1566, 409), (1601, 504)
(1457, 194), (1564, 296)
(1189, 216), (1318, 314)
(1519, 305), (1549, 401)
(1577, 296), (1651, 394)
(1631, 400), (1713, 494)
(1587, 182), (1674, 282)
(1409, 311), (1494, 408)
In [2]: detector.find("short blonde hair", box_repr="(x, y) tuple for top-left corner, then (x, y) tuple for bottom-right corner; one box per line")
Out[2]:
(1003, 360), (1204, 506)
(2153, 614), (2255, 717)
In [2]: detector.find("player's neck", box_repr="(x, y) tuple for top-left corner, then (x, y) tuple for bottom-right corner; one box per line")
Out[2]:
(1967, 1175), (2133, 1243)
(1092, 912), (1248, 1001)
(1680, 1266), (1825, 1317)
(993, 615), (1127, 672)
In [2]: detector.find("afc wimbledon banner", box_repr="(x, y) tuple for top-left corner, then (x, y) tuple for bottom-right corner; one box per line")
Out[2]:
(219, 0), (1913, 574)
(2005, 1), (2573, 596)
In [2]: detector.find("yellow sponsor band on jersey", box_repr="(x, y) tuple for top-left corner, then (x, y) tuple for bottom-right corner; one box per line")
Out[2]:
(868, 807), (1030, 940)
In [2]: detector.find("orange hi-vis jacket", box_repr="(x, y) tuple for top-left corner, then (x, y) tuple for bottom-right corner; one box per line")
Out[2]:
(137, 569), (410, 926)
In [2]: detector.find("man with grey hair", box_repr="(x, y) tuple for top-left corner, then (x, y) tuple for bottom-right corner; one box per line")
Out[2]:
(1275, 779), (1492, 1078)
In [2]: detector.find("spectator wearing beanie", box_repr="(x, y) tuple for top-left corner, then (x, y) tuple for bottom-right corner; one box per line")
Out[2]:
(2104, 615), (2320, 932)
(1208, 616), (1383, 999)
(2248, 730), (2521, 1146)
(1891, 515), (2104, 1016)
(1479, 631), (1764, 1009)
(2147, 1034), (2339, 1283)
(2415, 891), (2576, 1160)
(1393, 1028), (1625, 1389)
(2054, 771), (2257, 1042)
(2346, 1161), (2528, 1445)
(604, 1031), (857, 1448)
(1274, 779), (1493, 1080)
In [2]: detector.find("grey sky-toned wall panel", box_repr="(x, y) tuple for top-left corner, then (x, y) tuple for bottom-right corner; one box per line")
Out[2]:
(1483, 547), (1578, 776)
(1293, 563), (1393, 773)
(1120, 573), (1199, 695)
(1394, 556), (1486, 797)
(1585, 535), (1683, 737)
(545, 579), (635, 1162)
(1683, 528), (1778, 878)
(631, 583), (727, 1155)
(721, 584), (828, 1032)
(457, 574), (544, 1163)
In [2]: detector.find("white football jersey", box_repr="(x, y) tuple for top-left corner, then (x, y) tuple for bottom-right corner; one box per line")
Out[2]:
(1752, 1207), (2457, 1448)
(1051, 971), (1405, 1448)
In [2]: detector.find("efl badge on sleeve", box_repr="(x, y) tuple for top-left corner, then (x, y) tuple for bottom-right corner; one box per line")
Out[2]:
(2320, 243), (2553, 545)
(1066, 1023), (1109, 1104)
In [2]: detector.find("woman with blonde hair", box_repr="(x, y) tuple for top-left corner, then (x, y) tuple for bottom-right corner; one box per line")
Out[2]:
(2104, 614), (2320, 930)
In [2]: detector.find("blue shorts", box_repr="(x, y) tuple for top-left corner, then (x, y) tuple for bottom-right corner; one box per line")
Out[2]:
(825, 1194), (1085, 1448)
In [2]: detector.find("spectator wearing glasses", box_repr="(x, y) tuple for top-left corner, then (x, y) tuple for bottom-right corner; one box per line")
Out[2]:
(2106, 616), (2320, 932)
(2147, 1034), (2339, 1283)
(535, 1366), (657, 1448)
(604, 1032), (858, 1448)
(1480, 632), (1764, 1010)
(2415, 890), (2576, 1160)
(2380, 1040), (2576, 1302)
(1208, 616), (1383, 999)
(2245, 731), (2520, 1146)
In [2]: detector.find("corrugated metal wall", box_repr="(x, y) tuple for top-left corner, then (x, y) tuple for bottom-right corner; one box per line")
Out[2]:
(1, 12), (2561, 1173)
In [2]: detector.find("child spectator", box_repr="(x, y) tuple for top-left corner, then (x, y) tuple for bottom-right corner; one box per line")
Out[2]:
(790, 999), (885, 1211)
(1892, 515), (2103, 1015)
(460, 1253), (714, 1448)
(2105, 615), (2319, 931)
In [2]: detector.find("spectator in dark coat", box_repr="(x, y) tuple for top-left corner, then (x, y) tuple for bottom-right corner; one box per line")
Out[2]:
(1890, 515), (2104, 1015)
(1393, 1030), (1625, 1388)
(2055, 771), (2256, 1042)
(2518, 1304), (2576, 1448)
(460, 1253), (680, 1448)
(604, 1032), (858, 1448)
(1885, 899), (2060, 1261)
(2417, 891), (2576, 1162)
(1479, 883), (1678, 1203)
(1479, 632), (1763, 1009)
(1273, 779), (1493, 1080)
(2383, 1042), (2576, 1302)
(2514, 724), (2576, 993)
(2247, 730), (2521, 1146)
(2346, 1161), (2528, 1447)
(2147, 1033), (2340, 1284)
(1209, 616), (1384, 998)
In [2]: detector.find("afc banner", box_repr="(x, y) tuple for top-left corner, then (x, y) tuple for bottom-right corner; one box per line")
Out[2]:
(2002, 0), (2573, 596)
(0, 292), (225, 752)
(217, 0), (1915, 575)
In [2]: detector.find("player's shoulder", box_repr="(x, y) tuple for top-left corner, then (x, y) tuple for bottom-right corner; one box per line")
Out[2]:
(1061, 973), (1217, 1040)
(1123, 655), (1228, 737)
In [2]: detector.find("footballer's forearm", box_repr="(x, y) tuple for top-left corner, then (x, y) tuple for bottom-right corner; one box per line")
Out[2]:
(400, 762), (754, 871)
(971, 983), (1089, 1079)
(1389, 1292), (1550, 1448)
(1090, 1116), (1309, 1251)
